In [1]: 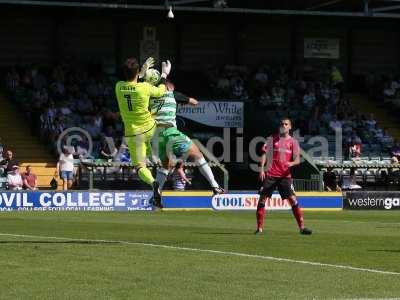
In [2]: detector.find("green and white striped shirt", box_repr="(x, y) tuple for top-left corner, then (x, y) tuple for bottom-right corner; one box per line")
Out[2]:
(149, 91), (189, 128)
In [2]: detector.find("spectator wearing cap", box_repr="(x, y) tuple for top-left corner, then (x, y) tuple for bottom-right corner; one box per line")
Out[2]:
(22, 165), (38, 190)
(57, 147), (74, 190)
(7, 165), (23, 190)
(0, 150), (19, 176)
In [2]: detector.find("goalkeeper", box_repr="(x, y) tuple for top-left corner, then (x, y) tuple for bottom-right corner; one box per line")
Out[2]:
(144, 68), (224, 195)
(115, 57), (171, 208)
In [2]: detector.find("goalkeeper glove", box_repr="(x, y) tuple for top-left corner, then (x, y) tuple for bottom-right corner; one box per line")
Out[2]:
(138, 57), (155, 79)
(161, 60), (172, 79)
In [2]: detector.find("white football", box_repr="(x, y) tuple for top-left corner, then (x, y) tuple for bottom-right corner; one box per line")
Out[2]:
(145, 68), (161, 85)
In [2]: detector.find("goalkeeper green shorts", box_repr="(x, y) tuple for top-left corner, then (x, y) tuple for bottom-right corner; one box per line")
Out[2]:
(153, 127), (193, 162)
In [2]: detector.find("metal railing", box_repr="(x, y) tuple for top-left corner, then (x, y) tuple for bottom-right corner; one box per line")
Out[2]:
(293, 179), (321, 192)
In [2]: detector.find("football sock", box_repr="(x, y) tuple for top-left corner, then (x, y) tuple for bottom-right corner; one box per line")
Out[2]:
(156, 168), (169, 190)
(291, 203), (304, 230)
(256, 199), (266, 229)
(138, 167), (155, 185)
(196, 157), (218, 188)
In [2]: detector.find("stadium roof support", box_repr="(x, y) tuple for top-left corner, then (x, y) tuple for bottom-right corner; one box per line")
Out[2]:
(306, 0), (348, 10)
(1, 0), (400, 18)
(373, 4), (400, 11)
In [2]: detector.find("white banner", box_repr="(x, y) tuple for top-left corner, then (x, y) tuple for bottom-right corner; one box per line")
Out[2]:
(304, 38), (340, 59)
(177, 101), (243, 128)
(211, 193), (291, 211)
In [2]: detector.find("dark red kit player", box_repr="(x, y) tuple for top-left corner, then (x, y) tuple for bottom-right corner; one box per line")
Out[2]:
(256, 118), (312, 235)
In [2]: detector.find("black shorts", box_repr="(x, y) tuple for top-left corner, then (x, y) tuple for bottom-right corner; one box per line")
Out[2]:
(259, 176), (295, 199)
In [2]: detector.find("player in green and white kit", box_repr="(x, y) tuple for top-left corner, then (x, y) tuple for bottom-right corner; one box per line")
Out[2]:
(115, 57), (171, 208)
(145, 70), (224, 194)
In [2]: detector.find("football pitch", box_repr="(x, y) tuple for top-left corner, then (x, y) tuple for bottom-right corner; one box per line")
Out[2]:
(0, 210), (399, 299)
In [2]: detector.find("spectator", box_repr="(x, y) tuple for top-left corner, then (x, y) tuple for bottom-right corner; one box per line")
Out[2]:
(349, 138), (362, 158)
(171, 160), (191, 191)
(254, 67), (269, 86)
(216, 76), (230, 97)
(230, 77), (247, 99)
(391, 139), (400, 160)
(103, 125), (116, 140)
(0, 150), (19, 175)
(383, 82), (396, 101)
(323, 167), (341, 192)
(75, 139), (91, 160)
(308, 116), (320, 135)
(341, 168), (362, 190)
(0, 138), (4, 163)
(22, 165), (38, 190)
(364, 113), (377, 130)
(329, 115), (342, 132)
(379, 128), (394, 145)
(320, 109), (332, 127)
(7, 165), (23, 190)
(330, 65), (344, 96)
(5, 67), (20, 90)
(372, 123), (384, 141)
(271, 81), (285, 107)
(258, 90), (271, 108)
(100, 138), (118, 161)
(57, 147), (74, 190)
(114, 144), (130, 163)
(84, 117), (102, 141)
(303, 88), (316, 109)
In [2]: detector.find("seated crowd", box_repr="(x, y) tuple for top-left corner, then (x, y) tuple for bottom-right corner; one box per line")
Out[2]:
(0, 144), (38, 190)
(206, 63), (396, 159)
(5, 63), (122, 160)
(2, 61), (399, 191)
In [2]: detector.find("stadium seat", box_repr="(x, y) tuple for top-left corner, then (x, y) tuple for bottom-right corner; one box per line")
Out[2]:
(340, 169), (350, 182)
(355, 169), (365, 184)
(369, 156), (381, 161)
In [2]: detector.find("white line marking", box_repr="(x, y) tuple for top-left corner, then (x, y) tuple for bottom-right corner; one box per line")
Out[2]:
(1, 233), (399, 276)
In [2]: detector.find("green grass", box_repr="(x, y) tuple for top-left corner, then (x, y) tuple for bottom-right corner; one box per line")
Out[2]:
(0, 211), (400, 299)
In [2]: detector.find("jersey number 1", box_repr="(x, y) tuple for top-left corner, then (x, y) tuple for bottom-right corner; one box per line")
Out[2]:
(124, 94), (133, 111)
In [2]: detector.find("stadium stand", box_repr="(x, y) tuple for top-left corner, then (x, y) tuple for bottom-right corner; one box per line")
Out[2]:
(2, 61), (400, 191)
(0, 92), (60, 189)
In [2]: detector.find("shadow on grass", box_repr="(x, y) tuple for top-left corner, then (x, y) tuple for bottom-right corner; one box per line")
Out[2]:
(0, 240), (119, 245)
(368, 249), (400, 253)
(376, 226), (400, 229)
(193, 232), (251, 235)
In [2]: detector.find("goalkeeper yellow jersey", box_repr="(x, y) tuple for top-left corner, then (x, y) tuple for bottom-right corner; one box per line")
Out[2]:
(115, 81), (166, 136)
